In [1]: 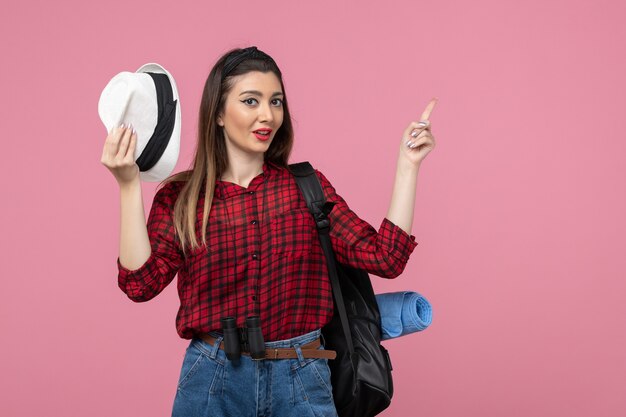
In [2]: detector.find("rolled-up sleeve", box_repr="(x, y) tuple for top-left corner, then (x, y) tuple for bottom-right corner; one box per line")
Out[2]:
(117, 183), (184, 302)
(315, 170), (418, 278)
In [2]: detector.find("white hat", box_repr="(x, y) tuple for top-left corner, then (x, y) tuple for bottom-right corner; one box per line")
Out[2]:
(98, 63), (181, 182)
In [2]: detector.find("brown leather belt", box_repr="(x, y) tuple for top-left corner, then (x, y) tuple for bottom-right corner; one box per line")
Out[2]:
(198, 333), (337, 360)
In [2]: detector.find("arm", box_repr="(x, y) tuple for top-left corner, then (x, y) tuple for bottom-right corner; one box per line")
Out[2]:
(385, 156), (420, 235)
(315, 169), (418, 279)
(117, 180), (184, 302)
(119, 178), (151, 269)
(314, 98), (438, 278)
(388, 98), (438, 234)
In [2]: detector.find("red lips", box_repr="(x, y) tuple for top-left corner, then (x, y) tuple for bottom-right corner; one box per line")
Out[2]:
(253, 128), (272, 141)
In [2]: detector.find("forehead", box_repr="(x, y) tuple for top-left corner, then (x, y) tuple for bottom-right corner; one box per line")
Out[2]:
(229, 71), (282, 94)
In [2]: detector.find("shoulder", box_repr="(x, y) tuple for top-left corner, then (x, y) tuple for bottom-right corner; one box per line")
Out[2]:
(283, 160), (332, 184)
(285, 161), (342, 202)
(312, 167), (335, 191)
(154, 177), (187, 207)
(314, 168), (330, 183)
(303, 164), (337, 197)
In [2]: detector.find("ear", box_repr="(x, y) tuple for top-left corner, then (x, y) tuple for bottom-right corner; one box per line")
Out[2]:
(216, 115), (224, 127)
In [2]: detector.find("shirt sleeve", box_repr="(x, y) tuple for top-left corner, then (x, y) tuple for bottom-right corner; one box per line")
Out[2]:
(314, 169), (418, 279)
(117, 182), (184, 302)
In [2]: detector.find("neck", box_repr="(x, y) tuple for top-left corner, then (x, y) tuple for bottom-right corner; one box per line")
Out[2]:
(220, 155), (265, 187)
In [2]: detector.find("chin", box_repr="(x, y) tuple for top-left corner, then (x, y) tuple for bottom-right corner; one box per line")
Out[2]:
(259, 139), (273, 148)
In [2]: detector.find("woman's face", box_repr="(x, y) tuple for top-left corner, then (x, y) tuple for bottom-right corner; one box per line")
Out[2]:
(217, 70), (284, 159)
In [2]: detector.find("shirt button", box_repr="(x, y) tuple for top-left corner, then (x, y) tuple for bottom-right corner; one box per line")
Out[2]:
(251, 220), (258, 225)
(251, 295), (257, 301)
(248, 190), (255, 195)
(252, 252), (259, 260)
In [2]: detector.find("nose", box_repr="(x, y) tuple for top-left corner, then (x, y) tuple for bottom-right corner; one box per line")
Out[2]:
(258, 102), (274, 124)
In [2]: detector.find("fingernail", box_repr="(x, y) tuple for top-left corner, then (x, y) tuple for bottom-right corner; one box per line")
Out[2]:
(132, 127), (136, 135)
(120, 123), (125, 129)
(411, 131), (418, 137)
(418, 122), (427, 127)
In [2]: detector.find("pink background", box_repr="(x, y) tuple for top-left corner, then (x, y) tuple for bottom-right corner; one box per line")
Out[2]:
(2, 0), (625, 416)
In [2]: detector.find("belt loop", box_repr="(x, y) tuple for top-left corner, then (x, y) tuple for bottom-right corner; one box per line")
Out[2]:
(294, 343), (306, 366)
(209, 335), (223, 359)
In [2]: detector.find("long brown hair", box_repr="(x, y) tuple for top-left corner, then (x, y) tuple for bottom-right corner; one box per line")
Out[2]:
(158, 46), (294, 256)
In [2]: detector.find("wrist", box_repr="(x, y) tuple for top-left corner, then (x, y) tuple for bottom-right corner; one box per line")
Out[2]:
(396, 153), (421, 175)
(119, 177), (142, 194)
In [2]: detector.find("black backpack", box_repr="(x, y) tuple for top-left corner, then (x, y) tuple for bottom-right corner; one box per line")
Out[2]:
(289, 161), (394, 417)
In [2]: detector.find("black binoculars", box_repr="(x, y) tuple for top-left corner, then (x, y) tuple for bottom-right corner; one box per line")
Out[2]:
(220, 315), (265, 361)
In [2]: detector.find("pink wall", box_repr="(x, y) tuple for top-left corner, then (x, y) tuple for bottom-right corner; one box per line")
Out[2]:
(2, 0), (625, 416)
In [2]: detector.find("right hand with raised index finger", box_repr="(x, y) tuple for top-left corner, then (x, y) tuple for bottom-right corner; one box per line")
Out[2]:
(100, 123), (140, 186)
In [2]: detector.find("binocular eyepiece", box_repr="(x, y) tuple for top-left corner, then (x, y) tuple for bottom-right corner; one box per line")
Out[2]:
(220, 317), (241, 360)
(220, 315), (265, 361)
(245, 316), (266, 360)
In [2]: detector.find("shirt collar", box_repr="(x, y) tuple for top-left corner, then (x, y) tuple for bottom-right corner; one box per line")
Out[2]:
(214, 160), (283, 200)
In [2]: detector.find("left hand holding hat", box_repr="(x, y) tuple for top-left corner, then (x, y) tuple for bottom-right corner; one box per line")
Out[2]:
(100, 124), (141, 186)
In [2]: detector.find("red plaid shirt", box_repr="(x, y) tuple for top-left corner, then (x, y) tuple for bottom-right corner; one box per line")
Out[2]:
(117, 160), (418, 341)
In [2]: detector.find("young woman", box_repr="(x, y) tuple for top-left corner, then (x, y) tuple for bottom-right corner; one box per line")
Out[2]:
(101, 46), (436, 417)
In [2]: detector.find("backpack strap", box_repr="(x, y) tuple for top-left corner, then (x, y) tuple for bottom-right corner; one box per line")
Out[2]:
(288, 161), (355, 354)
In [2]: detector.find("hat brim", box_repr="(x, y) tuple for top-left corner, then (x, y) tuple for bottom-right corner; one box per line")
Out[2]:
(135, 63), (181, 182)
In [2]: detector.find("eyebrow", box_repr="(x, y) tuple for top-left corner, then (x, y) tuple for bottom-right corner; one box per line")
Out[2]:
(239, 90), (284, 97)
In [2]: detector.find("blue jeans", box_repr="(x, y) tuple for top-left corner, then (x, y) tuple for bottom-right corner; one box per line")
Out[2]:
(171, 328), (338, 417)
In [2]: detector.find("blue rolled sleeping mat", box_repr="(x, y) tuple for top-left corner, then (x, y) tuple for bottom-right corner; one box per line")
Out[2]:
(375, 291), (433, 340)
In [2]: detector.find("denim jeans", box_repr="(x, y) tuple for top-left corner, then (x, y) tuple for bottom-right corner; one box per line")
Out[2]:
(171, 328), (338, 417)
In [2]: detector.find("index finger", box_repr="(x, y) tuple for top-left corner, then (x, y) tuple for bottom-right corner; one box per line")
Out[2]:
(420, 97), (438, 121)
